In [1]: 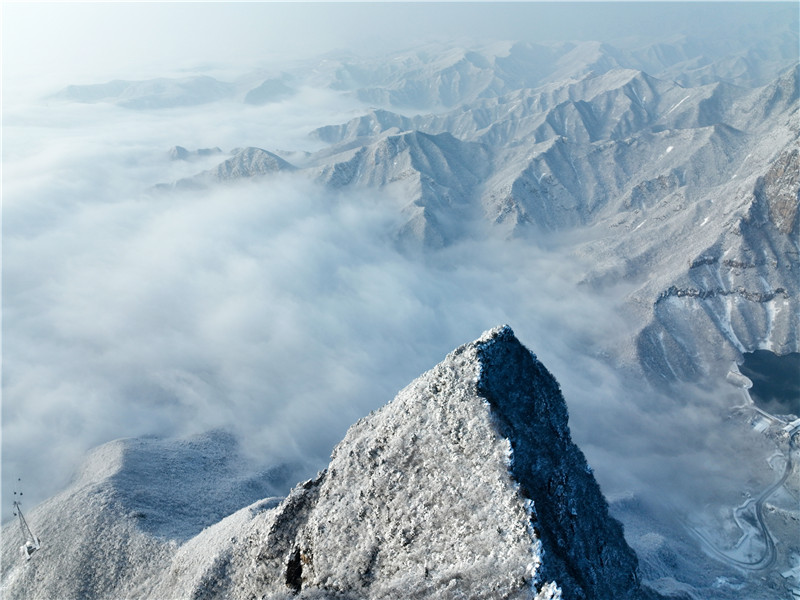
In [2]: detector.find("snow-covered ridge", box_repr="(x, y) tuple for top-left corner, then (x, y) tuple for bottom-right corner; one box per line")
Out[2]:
(1, 327), (650, 599)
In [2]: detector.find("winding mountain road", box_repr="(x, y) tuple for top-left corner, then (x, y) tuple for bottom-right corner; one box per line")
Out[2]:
(691, 445), (794, 571)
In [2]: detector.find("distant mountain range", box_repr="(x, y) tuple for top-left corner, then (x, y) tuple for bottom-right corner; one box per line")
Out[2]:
(52, 34), (796, 109)
(134, 42), (797, 389)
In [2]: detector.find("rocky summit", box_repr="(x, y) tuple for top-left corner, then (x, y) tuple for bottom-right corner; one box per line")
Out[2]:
(1, 327), (651, 600)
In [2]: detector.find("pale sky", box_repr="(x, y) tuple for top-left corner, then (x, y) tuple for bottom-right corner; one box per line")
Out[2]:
(3, 2), (796, 88)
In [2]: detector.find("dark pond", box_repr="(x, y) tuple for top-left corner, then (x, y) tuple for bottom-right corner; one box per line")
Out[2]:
(739, 350), (800, 416)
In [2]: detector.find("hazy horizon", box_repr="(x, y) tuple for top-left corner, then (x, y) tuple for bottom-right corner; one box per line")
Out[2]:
(4, 2), (796, 90)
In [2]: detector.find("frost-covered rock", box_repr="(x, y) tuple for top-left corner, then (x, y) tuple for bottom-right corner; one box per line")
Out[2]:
(181, 326), (646, 599)
(0, 431), (299, 600)
(156, 147), (297, 191)
(1, 327), (649, 600)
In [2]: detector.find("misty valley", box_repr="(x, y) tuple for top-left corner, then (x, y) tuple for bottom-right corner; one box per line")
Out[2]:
(2, 3), (799, 600)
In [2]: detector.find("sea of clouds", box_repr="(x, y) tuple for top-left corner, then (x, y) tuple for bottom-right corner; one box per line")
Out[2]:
(2, 56), (772, 533)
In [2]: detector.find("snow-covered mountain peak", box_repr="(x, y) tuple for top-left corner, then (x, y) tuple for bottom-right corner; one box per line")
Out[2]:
(215, 147), (297, 179)
(154, 146), (297, 191)
(1, 328), (649, 599)
(473, 322), (516, 347)
(0, 430), (301, 599)
(218, 325), (644, 599)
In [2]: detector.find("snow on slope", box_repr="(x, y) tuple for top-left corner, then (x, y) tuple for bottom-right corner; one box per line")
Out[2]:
(143, 56), (797, 386)
(316, 35), (796, 110)
(0, 431), (300, 600)
(155, 147), (297, 191)
(1, 327), (652, 600)
(313, 130), (491, 248)
(300, 62), (800, 385)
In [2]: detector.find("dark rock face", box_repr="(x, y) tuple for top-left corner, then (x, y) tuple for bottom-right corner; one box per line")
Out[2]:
(476, 327), (642, 600)
(222, 326), (647, 599)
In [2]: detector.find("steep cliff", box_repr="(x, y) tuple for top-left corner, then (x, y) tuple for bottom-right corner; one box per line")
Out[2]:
(1, 328), (649, 600)
(160, 326), (647, 599)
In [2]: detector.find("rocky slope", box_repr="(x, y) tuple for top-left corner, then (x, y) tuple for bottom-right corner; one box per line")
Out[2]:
(155, 147), (297, 191)
(1, 328), (652, 600)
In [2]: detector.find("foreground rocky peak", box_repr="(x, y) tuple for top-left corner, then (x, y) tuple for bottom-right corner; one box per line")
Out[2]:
(2, 327), (649, 599)
(203, 326), (645, 600)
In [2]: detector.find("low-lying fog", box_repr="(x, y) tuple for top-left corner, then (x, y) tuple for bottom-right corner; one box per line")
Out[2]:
(2, 3), (783, 530)
(2, 84), (769, 525)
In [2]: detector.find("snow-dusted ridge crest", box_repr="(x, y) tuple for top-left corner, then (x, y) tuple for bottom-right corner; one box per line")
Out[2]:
(195, 325), (647, 599)
(1, 327), (651, 600)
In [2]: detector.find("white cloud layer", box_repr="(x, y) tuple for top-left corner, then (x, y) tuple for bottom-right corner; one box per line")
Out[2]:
(3, 83), (768, 525)
(3, 2), (787, 528)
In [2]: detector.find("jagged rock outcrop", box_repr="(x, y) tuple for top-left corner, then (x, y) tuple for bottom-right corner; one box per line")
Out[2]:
(169, 326), (648, 599)
(757, 147), (799, 236)
(1, 328), (650, 600)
